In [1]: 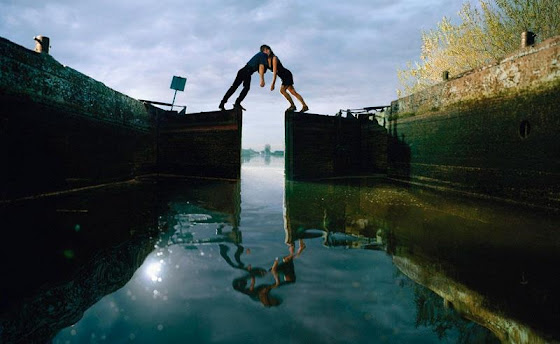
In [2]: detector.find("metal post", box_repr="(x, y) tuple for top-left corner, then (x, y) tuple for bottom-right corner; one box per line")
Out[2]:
(170, 89), (178, 111)
(169, 76), (186, 112)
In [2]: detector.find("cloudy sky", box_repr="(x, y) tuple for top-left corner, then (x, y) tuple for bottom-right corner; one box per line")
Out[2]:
(0, 0), (466, 150)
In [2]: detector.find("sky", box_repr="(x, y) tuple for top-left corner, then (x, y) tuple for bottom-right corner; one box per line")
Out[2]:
(0, 0), (466, 150)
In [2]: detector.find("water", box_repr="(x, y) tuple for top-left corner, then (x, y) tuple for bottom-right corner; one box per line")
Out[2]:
(1, 156), (559, 343)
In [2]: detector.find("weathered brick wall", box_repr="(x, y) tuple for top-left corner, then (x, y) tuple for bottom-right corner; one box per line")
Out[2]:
(392, 36), (560, 116)
(388, 36), (560, 210)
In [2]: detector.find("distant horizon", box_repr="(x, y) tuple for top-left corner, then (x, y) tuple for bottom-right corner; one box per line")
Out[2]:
(242, 143), (284, 152)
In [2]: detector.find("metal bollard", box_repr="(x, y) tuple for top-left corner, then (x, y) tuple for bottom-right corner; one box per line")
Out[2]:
(33, 35), (50, 54)
(521, 31), (535, 48)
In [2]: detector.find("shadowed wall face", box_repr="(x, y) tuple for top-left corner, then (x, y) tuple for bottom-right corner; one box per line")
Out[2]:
(0, 37), (157, 199)
(0, 98), (157, 200)
(157, 109), (242, 180)
(0, 37), (243, 200)
(285, 112), (387, 180)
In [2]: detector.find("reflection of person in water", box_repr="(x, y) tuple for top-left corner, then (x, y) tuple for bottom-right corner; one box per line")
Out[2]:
(222, 239), (305, 307)
(220, 243), (276, 305)
(272, 238), (305, 285)
(233, 266), (281, 307)
(219, 244), (248, 271)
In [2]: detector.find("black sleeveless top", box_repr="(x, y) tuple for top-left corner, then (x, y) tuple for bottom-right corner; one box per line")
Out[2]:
(270, 56), (290, 80)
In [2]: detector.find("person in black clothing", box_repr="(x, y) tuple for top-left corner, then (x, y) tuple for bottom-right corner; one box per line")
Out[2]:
(219, 45), (271, 111)
(266, 46), (309, 113)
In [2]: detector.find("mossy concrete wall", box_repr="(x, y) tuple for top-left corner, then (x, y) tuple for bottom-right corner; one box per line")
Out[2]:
(0, 37), (153, 130)
(0, 37), (157, 200)
(388, 36), (560, 211)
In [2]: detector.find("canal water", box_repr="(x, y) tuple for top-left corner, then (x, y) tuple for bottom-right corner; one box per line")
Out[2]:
(1, 157), (559, 343)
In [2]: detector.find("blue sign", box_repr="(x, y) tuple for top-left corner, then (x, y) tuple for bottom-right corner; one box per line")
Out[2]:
(170, 76), (187, 91)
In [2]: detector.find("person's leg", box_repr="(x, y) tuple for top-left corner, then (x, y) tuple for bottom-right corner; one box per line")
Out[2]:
(280, 85), (296, 111)
(220, 68), (245, 109)
(287, 86), (308, 112)
(295, 239), (306, 257)
(234, 71), (252, 108)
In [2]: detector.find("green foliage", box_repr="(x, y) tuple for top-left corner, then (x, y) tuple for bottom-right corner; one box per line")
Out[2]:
(397, 0), (560, 97)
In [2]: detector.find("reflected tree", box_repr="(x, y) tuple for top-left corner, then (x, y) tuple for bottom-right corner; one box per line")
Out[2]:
(414, 285), (500, 343)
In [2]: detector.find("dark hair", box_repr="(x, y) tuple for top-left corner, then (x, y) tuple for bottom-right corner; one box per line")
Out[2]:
(261, 45), (275, 58)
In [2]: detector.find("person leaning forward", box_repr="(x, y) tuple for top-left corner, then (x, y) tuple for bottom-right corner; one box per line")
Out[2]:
(219, 45), (271, 111)
(265, 45), (309, 113)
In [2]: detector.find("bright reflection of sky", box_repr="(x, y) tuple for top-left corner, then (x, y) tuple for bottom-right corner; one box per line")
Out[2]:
(52, 157), (503, 343)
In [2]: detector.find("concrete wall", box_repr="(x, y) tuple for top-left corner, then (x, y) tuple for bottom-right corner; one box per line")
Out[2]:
(0, 36), (243, 200)
(285, 111), (387, 180)
(157, 109), (242, 180)
(0, 37), (157, 200)
(388, 36), (560, 211)
(0, 37), (153, 130)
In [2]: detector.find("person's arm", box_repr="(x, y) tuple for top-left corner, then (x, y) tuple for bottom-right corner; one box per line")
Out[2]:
(249, 276), (256, 291)
(259, 63), (265, 87)
(270, 56), (278, 91)
(271, 258), (280, 286)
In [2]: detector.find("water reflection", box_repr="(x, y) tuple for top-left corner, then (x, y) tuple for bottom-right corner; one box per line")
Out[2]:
(7, 161), (558, 343)
(284, 178), (560, 343)
(222, 238), (305, 308)
(0, 178), (241, 344)
(0, 181), (161, 344)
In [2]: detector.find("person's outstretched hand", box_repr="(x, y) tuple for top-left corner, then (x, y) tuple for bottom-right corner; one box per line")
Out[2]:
(270, 84), (275, 91)
(260, 80), (265, 87)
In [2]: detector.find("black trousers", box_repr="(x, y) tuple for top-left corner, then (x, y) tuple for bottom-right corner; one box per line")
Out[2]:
(222, 65), (253, 105)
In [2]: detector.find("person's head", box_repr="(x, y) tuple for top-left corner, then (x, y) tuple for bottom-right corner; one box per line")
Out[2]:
(260, 44), (272, 56)
(258, 286), (282, 307)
